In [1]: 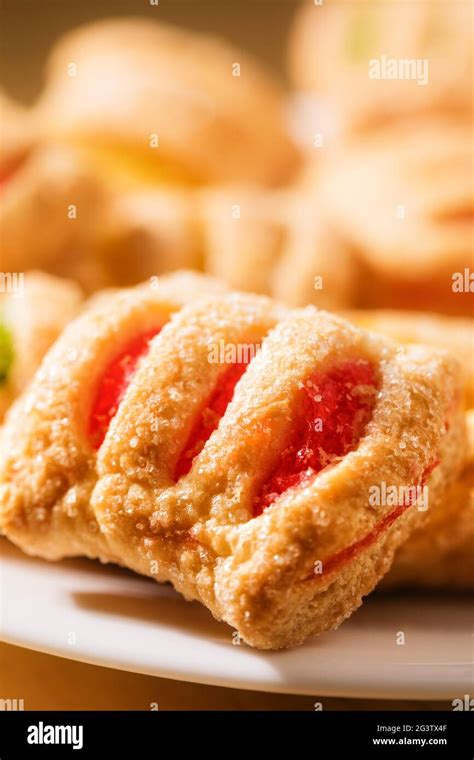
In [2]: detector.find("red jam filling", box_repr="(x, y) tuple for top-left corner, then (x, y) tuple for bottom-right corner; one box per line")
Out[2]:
(316, 504), (407, 578)
(253, 360), (378, 516)
(174, 361), (249, 479)
(306, 456), (439, 580)
(88, 328), (161, 450)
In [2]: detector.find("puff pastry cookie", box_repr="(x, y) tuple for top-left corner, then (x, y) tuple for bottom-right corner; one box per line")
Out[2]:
(347, 309), (474, 590)
(308, 118), (474, 315)
(289, 0), (472, 138)
(0, 271), (227, 560)
(0, 272), (83, 421)
(382, 410), (474, 591)
(35, 18), (298, 188)
(0, 276), (464, 648)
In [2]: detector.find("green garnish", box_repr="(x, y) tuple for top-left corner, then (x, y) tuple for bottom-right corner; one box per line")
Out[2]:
(0, 318), (14, 384)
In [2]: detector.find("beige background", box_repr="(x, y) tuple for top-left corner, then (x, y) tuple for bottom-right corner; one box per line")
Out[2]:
(1, 0), (298, 104)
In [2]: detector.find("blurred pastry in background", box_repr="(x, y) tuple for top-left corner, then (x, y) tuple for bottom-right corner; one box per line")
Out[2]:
(199, 186), (356, 309)
(199, 186), (285, 296)
(35, 17), (299, 188)
(347, 309), (474, 590)
(95, 189), (202, 287)
(288, 0), (472, 142)
(306, 118), (473, 315)
(26, 17), (300, 290)
(0, 91), (106, 291)
(0, 272), (83, 421)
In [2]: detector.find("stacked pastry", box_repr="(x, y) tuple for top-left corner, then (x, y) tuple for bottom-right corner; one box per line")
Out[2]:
(287, 0), (473, 316)
(1, 18), (298, 292)
(3, 13), (471, 314)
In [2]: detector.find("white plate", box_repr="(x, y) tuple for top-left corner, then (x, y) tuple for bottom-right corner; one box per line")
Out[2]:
(1, 538), (472, 700)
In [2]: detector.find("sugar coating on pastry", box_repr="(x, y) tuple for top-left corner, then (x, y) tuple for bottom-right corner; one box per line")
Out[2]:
(0, 272), (84, 422)
(384, 462), (474, 591)
(346, 310), (474, 408)
(88, 295), (463, 648)
(346, 309), (474, 590)
(35, 18), (299, 186)
(383, 410), (474, 591)
(0, 271), (228, 560)
(0, 280), (465, 648)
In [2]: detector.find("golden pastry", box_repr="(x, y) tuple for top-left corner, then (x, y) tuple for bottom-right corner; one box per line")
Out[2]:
(289, 0), (472, 139)
(0, 92), (105, 289)
(383, 415), (474, 591)
(0, 277), (464, 648)
(347, 310), (474, 407)
(347, 309), (474, 589)
(0, 271), (227, 559)
(0, 272), (83, 421)
(308, 118), (474, 315)
(35, 17), (299, 188)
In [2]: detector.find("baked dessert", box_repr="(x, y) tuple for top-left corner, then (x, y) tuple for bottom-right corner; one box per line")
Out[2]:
(35, 17), (298, 188)
(27, 17), (299, 288)
(0, 271), (227, 560)
(200, 118), (470, 314)
(383, 411), (474, 591)
(199, 186), (356, 309)
(0, 272), (83, 421)
(347, 311), (474, 407)
(288, 0), (472, 139)
(307, 118), (474, 315)
(347, 309), (474, 589)
(0, 275), (464, 648)
(0, 92), (105, 290)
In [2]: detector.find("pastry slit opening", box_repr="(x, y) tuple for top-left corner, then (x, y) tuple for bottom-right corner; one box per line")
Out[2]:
(88, 327), (161, 450)
(253, 359), (378, 516)
(174, 360), (251, 480)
